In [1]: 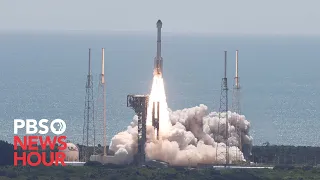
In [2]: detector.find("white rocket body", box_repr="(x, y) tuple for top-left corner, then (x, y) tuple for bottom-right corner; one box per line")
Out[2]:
(154, 20), (163, 76)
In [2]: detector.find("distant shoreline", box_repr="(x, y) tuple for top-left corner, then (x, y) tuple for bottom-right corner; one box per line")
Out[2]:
(1, 30), (320, 38)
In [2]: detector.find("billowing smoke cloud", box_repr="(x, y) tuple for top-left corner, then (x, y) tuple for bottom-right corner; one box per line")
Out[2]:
(108, 104), (253, 166)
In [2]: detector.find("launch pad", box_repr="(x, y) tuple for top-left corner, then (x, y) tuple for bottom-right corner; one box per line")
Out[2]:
(81, 19), (250, 167)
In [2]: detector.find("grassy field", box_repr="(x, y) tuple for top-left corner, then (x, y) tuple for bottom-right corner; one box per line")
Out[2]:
(0, 165), (319, 180)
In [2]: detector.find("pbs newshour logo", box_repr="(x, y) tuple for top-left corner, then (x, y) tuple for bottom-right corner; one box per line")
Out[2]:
(13, 119), (68, 166)
(14, 119), (66, 135)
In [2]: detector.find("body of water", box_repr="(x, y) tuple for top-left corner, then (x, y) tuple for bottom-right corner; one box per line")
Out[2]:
(0, 32), (319, 146)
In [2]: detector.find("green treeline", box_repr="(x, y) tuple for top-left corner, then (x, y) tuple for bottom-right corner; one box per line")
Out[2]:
(250, 143), (320, 165)
(2, 140), (320, 166)
(0, 141), (14, 166)
(0, 140), (60, 166)
(1, 140), (320, 179)
(0, 164), (320, 180)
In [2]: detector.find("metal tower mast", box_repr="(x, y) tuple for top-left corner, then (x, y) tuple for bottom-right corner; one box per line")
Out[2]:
(127, 95), (149, 166)
(96, 48), (107, 156)
(82, 48), (96, 162)
(215, 51), (229, 165)
(232, 50), (242, 162)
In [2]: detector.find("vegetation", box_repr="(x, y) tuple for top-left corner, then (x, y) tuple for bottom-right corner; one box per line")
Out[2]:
(250, 143), (320, 165)
(3, 140), (320, 166)
(0, 165), (319, 180)
(2, 140), (320, 179)
(0, 141), (13, 166)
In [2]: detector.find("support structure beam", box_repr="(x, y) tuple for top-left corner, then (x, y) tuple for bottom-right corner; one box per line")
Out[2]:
(82, 48), (96, 162)
(232, 50), (243, 162)
(215, 51), (229, 165)
(127, 94), (149, 166)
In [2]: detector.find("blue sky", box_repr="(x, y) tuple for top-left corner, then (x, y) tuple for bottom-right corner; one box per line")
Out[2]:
(0, 0), (319, 35)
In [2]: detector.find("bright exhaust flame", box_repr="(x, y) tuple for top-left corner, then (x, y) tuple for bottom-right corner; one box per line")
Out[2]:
(146, 74), (172, 138)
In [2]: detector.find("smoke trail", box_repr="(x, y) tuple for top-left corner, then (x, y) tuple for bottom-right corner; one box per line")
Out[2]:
(107, 75), (253, 166)
(108, 104), (253, 165)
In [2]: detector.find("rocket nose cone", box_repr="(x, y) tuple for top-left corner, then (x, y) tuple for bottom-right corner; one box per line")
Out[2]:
(157, 20), (162, 28)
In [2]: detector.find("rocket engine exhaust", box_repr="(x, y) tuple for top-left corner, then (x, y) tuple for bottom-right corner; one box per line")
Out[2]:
(154, 20), (163, 76)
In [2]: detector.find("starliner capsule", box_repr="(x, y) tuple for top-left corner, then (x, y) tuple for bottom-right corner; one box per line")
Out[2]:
(154, 20), (163, 76)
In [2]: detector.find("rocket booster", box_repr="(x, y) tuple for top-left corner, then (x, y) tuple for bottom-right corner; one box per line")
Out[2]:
(154, 20), (163, 76)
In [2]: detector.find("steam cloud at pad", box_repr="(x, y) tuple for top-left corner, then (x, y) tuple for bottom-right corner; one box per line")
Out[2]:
(108, 74), (253, 166)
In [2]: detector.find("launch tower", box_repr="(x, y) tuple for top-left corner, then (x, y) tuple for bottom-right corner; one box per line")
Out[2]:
(82, 48), (97, 161)
(127, 95), (149, 166)
(215, 51), (229, 165)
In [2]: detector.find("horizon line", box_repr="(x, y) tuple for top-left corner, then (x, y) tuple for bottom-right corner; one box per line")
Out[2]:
(1, 29), (320, 37)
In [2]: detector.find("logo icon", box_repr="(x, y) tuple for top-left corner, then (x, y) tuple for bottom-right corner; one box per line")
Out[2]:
(50, 119), (66, 135)
(13, 119), (68, 166)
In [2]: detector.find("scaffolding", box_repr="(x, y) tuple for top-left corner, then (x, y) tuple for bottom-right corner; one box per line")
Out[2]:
(127, 95), (149, 166)
(215, 51), (229, 165)
(82, 48), (97, 162)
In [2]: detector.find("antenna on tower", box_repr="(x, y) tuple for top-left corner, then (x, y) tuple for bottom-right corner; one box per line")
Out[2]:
(82, 48), (96, 162)
(215, 51), (229, 165)
(96, 48), (107, 156)
(232, 50), (242, 162)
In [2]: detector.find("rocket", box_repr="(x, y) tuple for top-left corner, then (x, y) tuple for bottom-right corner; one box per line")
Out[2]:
(235, 50), (240, 89)
(152, 101), (160, 140)
(154, 20), (163, 76)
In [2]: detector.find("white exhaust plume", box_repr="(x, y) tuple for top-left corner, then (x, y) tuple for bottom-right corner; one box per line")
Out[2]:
(108, 75), (253, 166)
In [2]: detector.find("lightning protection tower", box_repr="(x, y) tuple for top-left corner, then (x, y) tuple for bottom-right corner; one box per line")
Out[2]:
(232, 50), (242, 162)
(215, 51), (229, 166)
(82, 48), (96, 162)
(96, 48), (107, 156)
